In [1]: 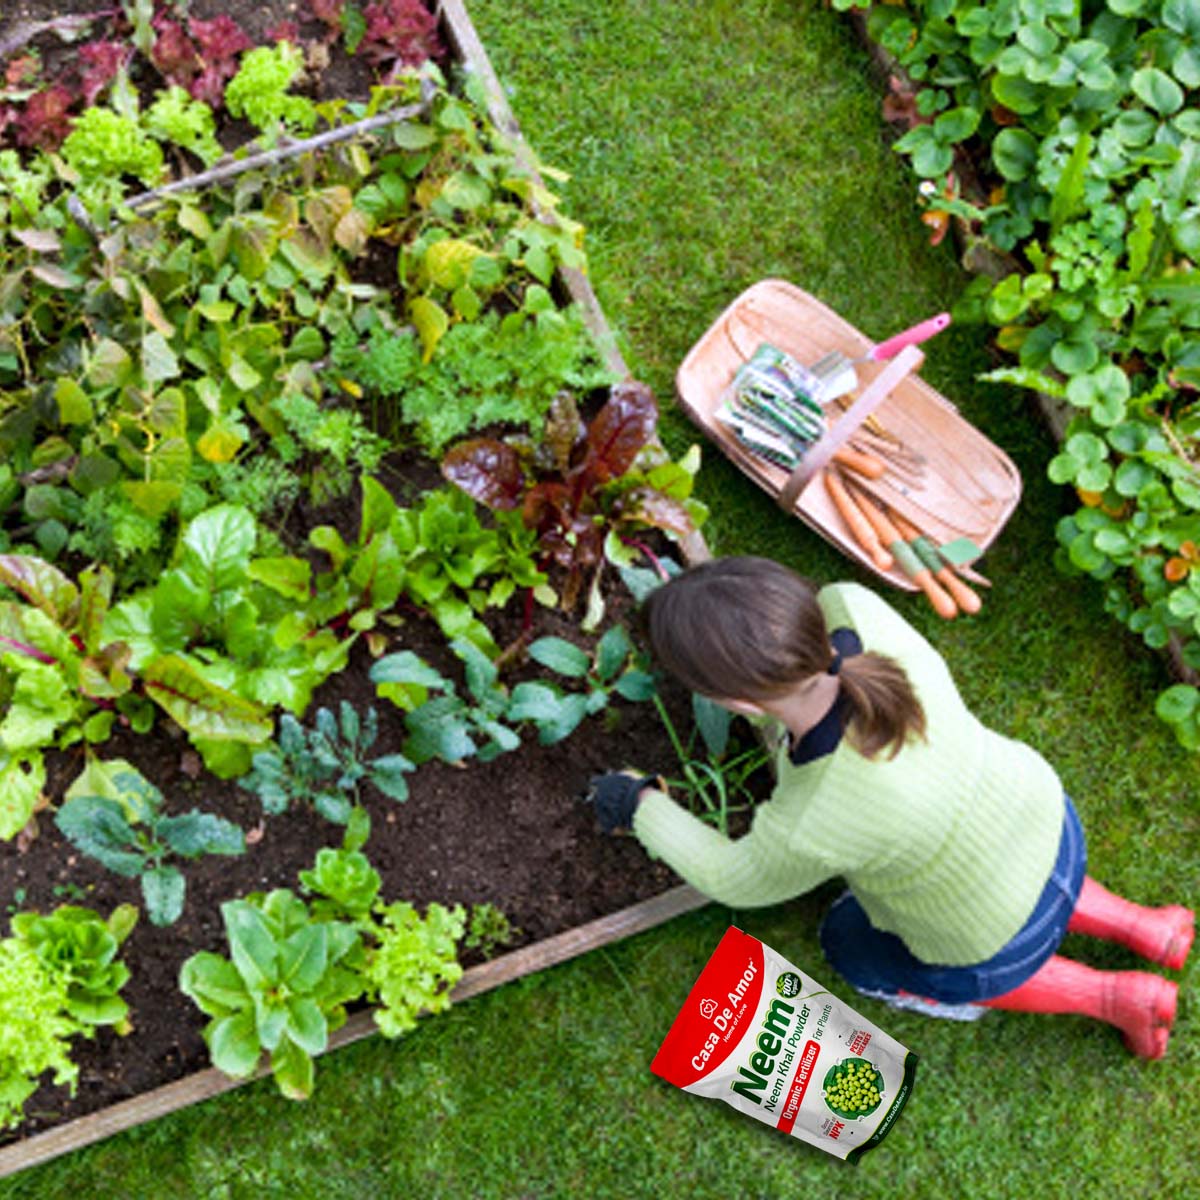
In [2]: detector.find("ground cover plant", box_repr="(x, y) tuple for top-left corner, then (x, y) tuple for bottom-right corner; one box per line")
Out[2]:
(0, 1), (1195, 1197)
(841, 0), (1200, 750)
(0, 0), (728, 1148)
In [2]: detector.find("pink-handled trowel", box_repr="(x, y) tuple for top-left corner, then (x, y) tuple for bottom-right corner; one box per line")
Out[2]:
(809, 312), (952, 401)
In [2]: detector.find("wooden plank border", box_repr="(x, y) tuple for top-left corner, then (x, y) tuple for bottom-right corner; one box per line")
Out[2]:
(0, 4), (717, 1176)
(0, 884), (709, 1178)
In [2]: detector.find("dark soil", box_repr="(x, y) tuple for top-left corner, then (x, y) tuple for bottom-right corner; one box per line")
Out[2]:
(0, 1), (771, 1145)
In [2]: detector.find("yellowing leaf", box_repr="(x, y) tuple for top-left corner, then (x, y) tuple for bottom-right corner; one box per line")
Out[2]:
(136, 280), (176, 337)
(410, 296), (449, 361)
(197, 421), (245, 463)
(422, 238), (484, 289)
(334, 208), (372, 256)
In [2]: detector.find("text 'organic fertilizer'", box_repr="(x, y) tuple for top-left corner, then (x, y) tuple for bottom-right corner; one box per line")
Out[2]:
(651, 927), (918, 1162)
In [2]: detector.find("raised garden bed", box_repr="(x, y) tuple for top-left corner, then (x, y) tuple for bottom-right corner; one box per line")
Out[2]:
(0, 0), (731, 1176)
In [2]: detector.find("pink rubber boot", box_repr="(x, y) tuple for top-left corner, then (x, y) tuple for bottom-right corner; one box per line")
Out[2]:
(979, 956), (1178, 1059)
(1068, 877), (1194, 970)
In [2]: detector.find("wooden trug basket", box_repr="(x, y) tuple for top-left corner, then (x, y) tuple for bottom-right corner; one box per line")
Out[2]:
(675, 279), (1022, 590)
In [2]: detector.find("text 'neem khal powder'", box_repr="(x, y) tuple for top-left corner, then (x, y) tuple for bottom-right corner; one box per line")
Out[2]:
(651, 927), (917, 1162)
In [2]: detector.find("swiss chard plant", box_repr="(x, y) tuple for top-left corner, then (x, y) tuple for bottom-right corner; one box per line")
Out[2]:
(442, 384), (707, 616)
(55, 761), (246, 925)
(0, 555), (138, 837)
(100, 503), (353, 775)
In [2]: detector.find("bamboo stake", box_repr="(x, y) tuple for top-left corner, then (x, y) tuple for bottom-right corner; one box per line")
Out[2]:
(122, 91), (434, 211)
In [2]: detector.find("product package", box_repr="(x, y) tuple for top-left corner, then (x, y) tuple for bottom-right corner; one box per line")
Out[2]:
(651, 926), (918, 1162)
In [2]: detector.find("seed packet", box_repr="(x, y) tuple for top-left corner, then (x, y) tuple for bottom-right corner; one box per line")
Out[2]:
(650, 926), (918, 1162)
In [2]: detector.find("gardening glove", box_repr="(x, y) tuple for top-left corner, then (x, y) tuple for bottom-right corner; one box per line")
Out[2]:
(584, 771), (663, 834)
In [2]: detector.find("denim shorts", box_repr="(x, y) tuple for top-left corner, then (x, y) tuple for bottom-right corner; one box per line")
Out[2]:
(818, 794), (1086, 1004)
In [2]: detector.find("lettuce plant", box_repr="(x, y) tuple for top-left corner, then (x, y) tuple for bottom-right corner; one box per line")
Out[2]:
(0, 939), (81, 1130)
(179, 888), (366, 1100)
(61, 106), (164, 187)
(223, 43), (316, 137)
(0, 902), (135, 1130)
(10, 902), (138, 1030)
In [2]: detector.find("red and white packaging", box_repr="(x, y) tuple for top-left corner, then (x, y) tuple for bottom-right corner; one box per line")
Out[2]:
(651, 926), (918, 1162)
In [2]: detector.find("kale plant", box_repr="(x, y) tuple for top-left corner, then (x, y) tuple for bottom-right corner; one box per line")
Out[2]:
(239, 702), (416, 824)
(55, 763), (246, 926)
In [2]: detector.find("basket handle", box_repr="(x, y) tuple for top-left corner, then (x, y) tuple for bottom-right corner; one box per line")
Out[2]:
(777, 345), (924, 514)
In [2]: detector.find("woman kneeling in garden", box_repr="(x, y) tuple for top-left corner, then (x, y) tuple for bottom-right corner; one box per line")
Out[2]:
(588, 556), (1193, 1058)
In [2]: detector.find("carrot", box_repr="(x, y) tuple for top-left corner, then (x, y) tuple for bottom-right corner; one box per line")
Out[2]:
(823, 468), (894, 573)
(831, 445), (887, 479)
(848, 486), (958, 619)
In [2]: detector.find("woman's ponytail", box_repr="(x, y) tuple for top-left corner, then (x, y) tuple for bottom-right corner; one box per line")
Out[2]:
(837, 651), (925, 760)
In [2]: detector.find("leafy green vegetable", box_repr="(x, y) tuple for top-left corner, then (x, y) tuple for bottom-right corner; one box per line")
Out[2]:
(0, 903), (136, 1130)
(179, 890), (365, 1100)
(61, 106), (164, 186)
(223, 43), (317, 137)
(240, 702), (415, 824)
(55, 765), (246, 925)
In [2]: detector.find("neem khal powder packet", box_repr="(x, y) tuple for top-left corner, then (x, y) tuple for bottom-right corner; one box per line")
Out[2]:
(651, 927), (917, 1162)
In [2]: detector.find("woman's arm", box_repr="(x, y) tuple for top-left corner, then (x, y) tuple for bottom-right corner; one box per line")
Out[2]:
(632, 786), (835, 908)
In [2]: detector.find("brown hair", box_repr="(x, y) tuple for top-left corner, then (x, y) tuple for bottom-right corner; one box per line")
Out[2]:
(643, 556), (926, 760)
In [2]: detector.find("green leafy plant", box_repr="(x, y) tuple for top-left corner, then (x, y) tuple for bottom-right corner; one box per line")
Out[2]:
(363, 899), (465, 1038)
(61, 105), (164, 187)
(369, 638), (523, 764)
(239, 702), (416, 823)
(0, 940), (86, 1130)
(179, 888), (366, 1100)
(443, 384), (705, 614)
(223, 43), (317, 137)
(145, 85), (224, 166)
(651, 693), (771, 837)
(182, 844), (491, 1098)
(332, 303), (614, 455)
(0, 555), (136, 835)
(851, 0), (1200, 747)
(101, 503), (352, 775)
(0, 902), (135, 1130)
(55, 762), (246, 925)
(309, 478), (545, 656)
(10, 902), (138, 1031)
(463, 902), (519, 960)
(506, 624), (656, 745)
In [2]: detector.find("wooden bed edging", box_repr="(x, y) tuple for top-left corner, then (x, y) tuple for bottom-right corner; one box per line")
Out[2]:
(0, 884), (710, 1179)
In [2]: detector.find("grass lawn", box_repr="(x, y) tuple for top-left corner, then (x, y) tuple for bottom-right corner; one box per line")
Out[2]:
(2, 1), (1196, 1196)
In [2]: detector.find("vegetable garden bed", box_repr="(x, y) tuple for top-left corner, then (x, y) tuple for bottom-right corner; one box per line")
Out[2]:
(0, 0), (732, 1176)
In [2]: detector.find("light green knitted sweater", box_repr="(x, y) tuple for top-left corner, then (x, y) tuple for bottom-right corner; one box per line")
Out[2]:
(633, 581), (1066, 965)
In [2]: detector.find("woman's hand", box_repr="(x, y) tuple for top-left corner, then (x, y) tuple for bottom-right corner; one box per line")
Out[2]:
(583, 771), (665, 833)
